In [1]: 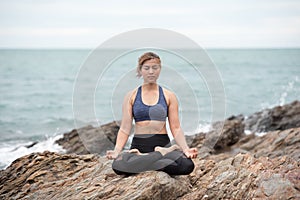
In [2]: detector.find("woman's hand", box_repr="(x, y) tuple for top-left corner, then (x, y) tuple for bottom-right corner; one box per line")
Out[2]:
(106, 150), (120, 160)
(183, 148), (198, 159)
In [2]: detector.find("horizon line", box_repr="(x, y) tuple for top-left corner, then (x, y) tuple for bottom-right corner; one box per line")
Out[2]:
(1, 47), (300, 50)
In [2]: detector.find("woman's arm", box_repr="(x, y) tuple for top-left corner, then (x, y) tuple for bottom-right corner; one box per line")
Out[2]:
(167, 91), (198, 159)
(106, 91), (134, 159)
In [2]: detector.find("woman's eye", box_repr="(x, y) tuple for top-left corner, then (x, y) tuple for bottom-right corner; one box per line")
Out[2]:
(142, 65), (160, 70)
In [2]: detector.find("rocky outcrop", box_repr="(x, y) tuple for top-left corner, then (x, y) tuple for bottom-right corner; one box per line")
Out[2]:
(183, 153), (300, 199)
(207, 117), (245, 150)
(0, 151), (190, 200)
(185, 117), (244, 158)
(2, 101), (299, 199)
(244, 100), (300, 133)
(233, 127), (300, 161)
(1, 149), (299, 199)
(55, 121), (120, 155)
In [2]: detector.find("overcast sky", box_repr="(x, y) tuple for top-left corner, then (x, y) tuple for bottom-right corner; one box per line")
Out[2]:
(0, 0), (300, 48)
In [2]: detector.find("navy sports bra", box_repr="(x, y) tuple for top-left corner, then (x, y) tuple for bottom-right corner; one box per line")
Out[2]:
(133, 86), (168, 122)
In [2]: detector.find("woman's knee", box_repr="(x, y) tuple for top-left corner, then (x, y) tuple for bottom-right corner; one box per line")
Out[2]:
(112, 159), (126, 172)
(162, 158), (195, 175)
(112, 160), (124, 175)
(112, 160), (134, 175)
(112, 160), (119, 170)
(180, 159), (195, 175)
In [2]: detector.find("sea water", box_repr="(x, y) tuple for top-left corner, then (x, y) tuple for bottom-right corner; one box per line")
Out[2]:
(0, 48), (299, 169)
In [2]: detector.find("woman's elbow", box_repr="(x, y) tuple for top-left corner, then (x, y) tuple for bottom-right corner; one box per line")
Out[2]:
(170, 126), (182, 135)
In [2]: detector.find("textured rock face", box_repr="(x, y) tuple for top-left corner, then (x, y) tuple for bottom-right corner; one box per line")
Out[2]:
(1, 101), (300, 199)
(244, 100), (300, 133)
(1, 151), (299, 199)
(209, 117), (245, 150)
(234, 127), (300, 161)
(184, 153), (300, 200)
(0, 151), (190, 200)
(185, 117), (244, 158)
(55, 121), (120, 155)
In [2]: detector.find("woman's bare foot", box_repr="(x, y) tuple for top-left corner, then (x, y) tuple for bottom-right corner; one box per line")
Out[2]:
(128, 149), (148, 156)
(154, 144), (180, 156)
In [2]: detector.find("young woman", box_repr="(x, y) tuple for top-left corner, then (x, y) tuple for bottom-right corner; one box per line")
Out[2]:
(106, 52), (198, 175)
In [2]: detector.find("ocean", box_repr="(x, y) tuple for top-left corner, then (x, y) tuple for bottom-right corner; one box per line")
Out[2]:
(0, 48), (299, 169)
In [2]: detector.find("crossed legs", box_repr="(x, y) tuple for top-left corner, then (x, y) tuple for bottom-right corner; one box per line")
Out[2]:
(112, 145), (194, 175)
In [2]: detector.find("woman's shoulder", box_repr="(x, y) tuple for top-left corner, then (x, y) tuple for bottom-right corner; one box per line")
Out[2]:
(125, 87), (139, 105)
(161, 86), (177, 104)
(161, 86), (176, 96)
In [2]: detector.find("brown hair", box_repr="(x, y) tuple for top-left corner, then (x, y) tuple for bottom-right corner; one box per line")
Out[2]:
(136, 52), (161, 78)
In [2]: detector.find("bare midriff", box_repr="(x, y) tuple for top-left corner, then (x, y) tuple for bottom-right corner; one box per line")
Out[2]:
(134, 120), (167, 135)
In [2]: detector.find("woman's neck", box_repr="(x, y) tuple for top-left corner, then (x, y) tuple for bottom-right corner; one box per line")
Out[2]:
(142, 83), (158, 90)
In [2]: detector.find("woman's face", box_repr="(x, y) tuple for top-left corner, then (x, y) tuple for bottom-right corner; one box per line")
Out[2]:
(140, 58), (161, 84)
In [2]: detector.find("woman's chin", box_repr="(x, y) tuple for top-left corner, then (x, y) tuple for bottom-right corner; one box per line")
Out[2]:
(146, 81), (157, 85)
(144, 79), (157, 84)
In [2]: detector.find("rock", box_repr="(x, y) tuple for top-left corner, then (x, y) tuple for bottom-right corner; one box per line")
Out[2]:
(1, 151), (299, 199)
(2, 101), (300, 199)
(0, 151), (190, 200)
(181, 153), (300, 200)
(187, 117), (244, 152)
(185, 132), (206, 149)
(24, 141), (38, 148)
(244, 100), (300, 133)
(233, 127), (300, 162)
(55, 121), (120, 155)
(210, 117), (245, 150)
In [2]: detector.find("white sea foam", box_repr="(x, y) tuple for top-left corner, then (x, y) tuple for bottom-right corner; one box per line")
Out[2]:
(0, 134), (65, 170)
(244, 130), (252, 135)
(244, 129), (267, 137)
(279, 76), (299, 106)
(255, 131), (267, 137)
(166, 122), (212, 140)
(195, 123), (212, 133)
(260, 76), (300, 110)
